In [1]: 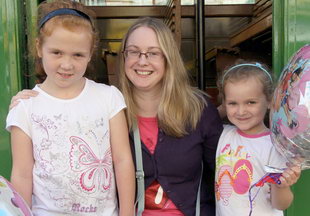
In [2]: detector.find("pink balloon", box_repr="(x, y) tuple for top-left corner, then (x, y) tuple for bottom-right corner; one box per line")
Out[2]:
(270, 44), (310, 170)
(0, 176), (33, 216)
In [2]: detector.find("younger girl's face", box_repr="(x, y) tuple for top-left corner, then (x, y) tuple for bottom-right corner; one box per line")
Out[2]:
(37, 26), (92, 91)
(224, 76), (270, 135)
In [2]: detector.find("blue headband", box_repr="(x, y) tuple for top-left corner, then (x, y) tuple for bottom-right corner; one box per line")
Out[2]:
(39, 8), (92, 29)
(222, 63), (272, 85)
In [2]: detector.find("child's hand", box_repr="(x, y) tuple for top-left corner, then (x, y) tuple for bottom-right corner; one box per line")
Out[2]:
(277, 163), (301, 188)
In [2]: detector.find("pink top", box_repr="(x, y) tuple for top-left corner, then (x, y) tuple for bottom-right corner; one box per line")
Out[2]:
(237, 129), (271, 138)
(138, 116), (184, 216)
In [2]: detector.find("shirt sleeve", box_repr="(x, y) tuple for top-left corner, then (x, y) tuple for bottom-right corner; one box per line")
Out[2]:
(6, 100), (32, 138)
(109, 86), (127, 119)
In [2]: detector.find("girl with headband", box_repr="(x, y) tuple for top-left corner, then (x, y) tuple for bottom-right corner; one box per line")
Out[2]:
(6, 0), (135, 215)
(215, 60), (301, 216)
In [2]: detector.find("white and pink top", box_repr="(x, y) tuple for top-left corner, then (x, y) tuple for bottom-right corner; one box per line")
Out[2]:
(6, 79), (126, 216)
(215, 125), (286, 216)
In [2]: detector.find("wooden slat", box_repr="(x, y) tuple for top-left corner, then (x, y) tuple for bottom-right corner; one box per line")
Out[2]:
(253, 0), (272, 17)
(163, 0), (174, 18)
(230, 13), (272, 47)
(205, 48), (218, 61)
(254, 0), (269, 9)
(88, 5), (253, 18)
(182, 5), (253, 17)
(88, 6), (165, 18)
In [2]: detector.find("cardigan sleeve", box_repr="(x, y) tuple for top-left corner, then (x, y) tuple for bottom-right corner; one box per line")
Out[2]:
(200, 97), (223, 172)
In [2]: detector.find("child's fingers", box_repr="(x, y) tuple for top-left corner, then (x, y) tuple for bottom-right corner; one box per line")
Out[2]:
(279, 166), (301, 187)
(278, 176), (289, 187)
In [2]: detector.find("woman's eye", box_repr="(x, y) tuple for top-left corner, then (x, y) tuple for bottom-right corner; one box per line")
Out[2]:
(128, 50), (140, 56)
(148, 52), (159, 56)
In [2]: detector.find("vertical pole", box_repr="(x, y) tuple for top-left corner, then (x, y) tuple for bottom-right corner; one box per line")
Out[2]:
(195, 0), (205, 90)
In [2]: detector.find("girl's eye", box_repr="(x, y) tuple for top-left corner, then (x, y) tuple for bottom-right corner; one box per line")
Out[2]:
(74, 53), (84, 57)
(248, 101), (257, 104)
(52, 51), (61, 55)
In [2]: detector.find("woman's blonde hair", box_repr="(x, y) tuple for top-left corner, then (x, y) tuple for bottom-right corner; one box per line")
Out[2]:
(34, 0), (99, 83)
(119, 17), (207, 137)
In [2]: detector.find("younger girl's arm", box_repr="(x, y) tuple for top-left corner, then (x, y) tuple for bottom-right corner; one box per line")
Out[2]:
(271, 165), (301, 210)
(10, 126), (34, 207)
(110, 110), (135, 216)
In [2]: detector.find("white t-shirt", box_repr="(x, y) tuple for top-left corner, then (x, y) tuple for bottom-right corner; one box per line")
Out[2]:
(6, 78), (126, 216)
(215, 125), (286, 216)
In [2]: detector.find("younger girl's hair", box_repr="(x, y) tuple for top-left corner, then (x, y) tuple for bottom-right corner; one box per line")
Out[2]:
(119, 17), (207, 137)
(218, 60), (274, 102)
(34, 0), (99, 83)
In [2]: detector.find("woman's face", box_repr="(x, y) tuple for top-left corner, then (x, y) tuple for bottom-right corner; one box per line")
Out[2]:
(124, 26), (166, 92)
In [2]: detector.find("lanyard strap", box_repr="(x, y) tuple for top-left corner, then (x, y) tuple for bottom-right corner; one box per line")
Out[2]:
(195, 162), (203, 216)
(133, 122), (145, 216)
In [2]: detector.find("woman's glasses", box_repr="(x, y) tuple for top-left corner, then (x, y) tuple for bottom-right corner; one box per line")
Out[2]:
(123, 50), (164, 61)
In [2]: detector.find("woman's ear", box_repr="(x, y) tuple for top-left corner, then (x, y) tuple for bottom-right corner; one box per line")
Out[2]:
(36, 39), (42, 58)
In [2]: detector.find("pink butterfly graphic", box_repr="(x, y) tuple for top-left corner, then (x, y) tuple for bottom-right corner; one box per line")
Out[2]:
(69, 136), (113, 193)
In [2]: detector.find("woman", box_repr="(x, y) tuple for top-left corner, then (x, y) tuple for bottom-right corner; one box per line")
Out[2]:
(119, 17), (223, 216)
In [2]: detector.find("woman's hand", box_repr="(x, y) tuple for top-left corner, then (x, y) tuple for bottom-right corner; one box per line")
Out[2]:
(9, 90), (39, 110)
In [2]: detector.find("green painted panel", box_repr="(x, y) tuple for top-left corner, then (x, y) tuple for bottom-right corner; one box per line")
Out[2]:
(0, 0), (25, 179)
(273, 0), (310, 215)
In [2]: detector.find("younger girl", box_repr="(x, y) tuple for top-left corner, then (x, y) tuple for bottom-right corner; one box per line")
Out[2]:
(215, 62), (301, 216)
(6, 0), (135, 215)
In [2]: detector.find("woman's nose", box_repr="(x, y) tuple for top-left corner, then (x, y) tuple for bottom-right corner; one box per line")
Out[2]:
(137, 53), (149, 65)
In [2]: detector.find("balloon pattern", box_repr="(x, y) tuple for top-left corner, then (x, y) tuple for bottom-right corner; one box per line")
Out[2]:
(270, 44), (310, 170)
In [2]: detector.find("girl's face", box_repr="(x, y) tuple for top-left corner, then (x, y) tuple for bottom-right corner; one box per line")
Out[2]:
(124, 26), (165, 92)
(224, 76), (270, 135)
(37, 26), (92, 92)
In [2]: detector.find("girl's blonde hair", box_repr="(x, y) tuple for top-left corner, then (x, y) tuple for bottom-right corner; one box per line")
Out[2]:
(218, 60), (274, 102)
(119, 17), (207, 137)
(34, 0), (99, 83)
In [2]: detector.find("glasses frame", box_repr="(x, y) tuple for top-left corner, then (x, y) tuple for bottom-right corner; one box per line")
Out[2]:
(122, 49), (164, 61)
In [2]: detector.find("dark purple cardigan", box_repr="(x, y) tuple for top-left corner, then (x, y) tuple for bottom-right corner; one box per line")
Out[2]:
(130, 98), (223, 216)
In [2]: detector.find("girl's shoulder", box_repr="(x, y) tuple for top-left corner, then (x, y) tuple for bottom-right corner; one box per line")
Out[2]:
(86, 79), (123, 97)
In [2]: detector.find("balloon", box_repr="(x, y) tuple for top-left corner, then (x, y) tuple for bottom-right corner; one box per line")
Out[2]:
(270, 44), (310, 170)
(0, 176), (33, 216)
